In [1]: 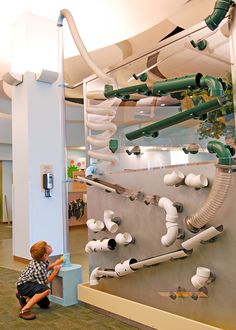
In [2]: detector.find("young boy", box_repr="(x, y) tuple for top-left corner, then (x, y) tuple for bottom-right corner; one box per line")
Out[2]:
(16, 240), (63, 320)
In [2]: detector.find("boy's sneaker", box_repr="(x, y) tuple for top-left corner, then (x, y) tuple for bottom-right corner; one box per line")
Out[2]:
(16, 292), (27, 308)
(19, 309), (36, 320)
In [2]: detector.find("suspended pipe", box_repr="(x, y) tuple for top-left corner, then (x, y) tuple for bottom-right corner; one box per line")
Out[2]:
(57, 9), (115, 85)
(185, 141), (233, 232)
(158, 197), (179, 247)
(126, 97), (226, 140)
(104, 73), (225, 100)
(205, 0), (233, 31)
(89, 226), (223, 285)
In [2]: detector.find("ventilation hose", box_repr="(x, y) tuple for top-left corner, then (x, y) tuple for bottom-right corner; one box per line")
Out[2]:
(185, 141), (233, 232)
(57, 9), (115, 86)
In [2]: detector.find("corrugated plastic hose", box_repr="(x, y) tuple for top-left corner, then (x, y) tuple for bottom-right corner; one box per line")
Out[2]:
(185, 168), (232, 231)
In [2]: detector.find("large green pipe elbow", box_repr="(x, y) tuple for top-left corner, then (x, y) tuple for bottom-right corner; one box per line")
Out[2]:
(205, 0), (232, 31)
(125, 97), (226, 141)
(207, 140), (233, 165)
(200, 76), (224, 96)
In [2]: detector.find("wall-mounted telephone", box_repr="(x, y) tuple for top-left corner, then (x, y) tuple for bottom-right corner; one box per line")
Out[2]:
(43, 173), (54, 197)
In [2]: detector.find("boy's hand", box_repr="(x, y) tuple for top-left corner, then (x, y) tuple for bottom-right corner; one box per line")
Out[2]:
(53, 265), (62, 272)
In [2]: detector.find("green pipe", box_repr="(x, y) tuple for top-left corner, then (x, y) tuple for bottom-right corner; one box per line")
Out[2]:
(125, 97), (226, 141)
(205, 0), (232, 31)
(104, 73), (225, 99)
(199, 76), (224, 96)
(152, 74), (202, 96)
(207, 140), (233, 165)
(104, 84), (151, 99)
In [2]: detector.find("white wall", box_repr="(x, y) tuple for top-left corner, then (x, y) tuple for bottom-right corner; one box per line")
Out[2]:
(2, 160), (12, 222)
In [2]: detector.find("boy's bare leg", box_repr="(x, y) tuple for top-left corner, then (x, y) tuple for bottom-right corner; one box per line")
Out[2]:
(21, 289), (50, 311)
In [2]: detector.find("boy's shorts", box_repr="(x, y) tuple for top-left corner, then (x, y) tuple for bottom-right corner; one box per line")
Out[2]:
(17, 282), (49, 298)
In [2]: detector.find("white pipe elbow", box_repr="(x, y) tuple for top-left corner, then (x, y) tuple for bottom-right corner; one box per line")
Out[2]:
(85, 238), (116, 253)
(161, 222), (179, 247)
(158, 197), (178, 221)
(90, 267), (100, 286)
(164, 170), (185, 186)
(185, 173), (208, 189)
(115, 232), (134, 246)
(86, 219), (104, 233)
(191, 267), (211, 289)
(104, 210), (119, 233)
(158, 197), (179, 246)
(115, 258), (137, 276)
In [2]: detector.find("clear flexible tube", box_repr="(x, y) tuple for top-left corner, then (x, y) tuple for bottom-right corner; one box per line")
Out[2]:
(185, 168), (232, 230)
(58, 9), (115, 85)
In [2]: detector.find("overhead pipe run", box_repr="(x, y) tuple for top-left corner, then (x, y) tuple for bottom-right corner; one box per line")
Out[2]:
(185, 141), (233, 232)
(89, 226), (223, 285)
(104, 73), (225, 100)
(158, 197), (180, 247)
(126, 97), (227, 141)
(205, 0), (234, 31)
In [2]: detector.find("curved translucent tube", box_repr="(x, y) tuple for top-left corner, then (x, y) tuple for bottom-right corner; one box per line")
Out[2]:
(158, 197), (179, 247)
(86, 98), (121, 164)
(58, 9), (115, 85)
(185, 168), (232, 231)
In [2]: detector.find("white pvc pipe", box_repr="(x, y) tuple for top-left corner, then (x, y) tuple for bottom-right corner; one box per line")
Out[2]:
(131, 249), (189, 270)
(115, 232), (134, 246)
(163, 170), (185, 186)
(90, 267), (118, 286)
(158, 197), (179, 247)
(185, 173), (208, 188)
(86, 219), (104, 233)
(181, 226), (223, 251)
(115, 258), (138, 276)
(76, 176), (116, 193)
(104, 210), (119, 233)
(191, 267), (211, 289)
(85, 238), (116, 253)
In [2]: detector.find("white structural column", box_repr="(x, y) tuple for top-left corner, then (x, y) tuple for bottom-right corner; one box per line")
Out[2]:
(230, 8), (236, 127)
(11, 14), (67, 259)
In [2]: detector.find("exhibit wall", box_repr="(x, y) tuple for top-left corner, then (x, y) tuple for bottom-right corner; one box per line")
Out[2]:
(86, 161), (236, 330)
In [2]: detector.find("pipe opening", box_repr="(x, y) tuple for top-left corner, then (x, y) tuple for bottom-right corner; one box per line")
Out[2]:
(107, 239), (117, 250)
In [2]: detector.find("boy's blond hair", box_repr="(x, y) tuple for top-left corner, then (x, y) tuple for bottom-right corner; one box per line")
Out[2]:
(30, 241), (47, 261)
